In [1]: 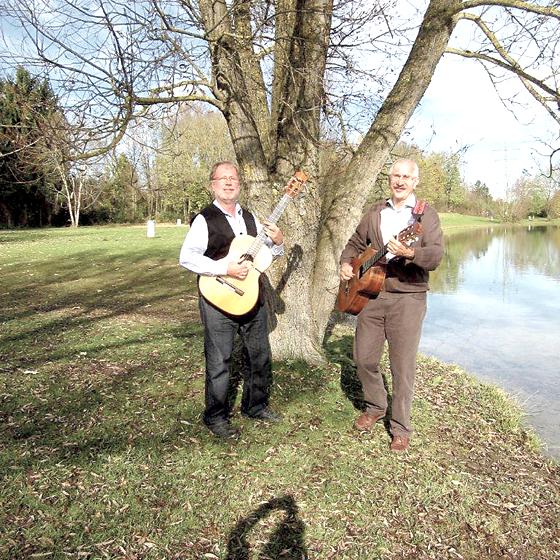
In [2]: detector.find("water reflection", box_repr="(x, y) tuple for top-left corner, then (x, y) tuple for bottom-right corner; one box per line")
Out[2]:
(421, 225), (560, 459)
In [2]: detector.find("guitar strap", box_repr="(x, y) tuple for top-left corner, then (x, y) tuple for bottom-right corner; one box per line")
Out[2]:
(412, 199), (427, 222)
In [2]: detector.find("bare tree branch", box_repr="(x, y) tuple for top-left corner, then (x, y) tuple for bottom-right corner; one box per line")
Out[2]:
(461, 0), (560, 19)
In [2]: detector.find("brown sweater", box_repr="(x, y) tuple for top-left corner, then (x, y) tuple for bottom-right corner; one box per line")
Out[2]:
(339, 201), (444, 293)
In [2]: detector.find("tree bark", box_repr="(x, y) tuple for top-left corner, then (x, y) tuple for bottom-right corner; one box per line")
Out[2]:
(271, 0), (460, 362)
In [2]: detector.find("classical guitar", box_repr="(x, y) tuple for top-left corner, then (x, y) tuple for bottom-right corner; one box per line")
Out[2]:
(336, 222), (422, 315)
(198, 171), (308, 316)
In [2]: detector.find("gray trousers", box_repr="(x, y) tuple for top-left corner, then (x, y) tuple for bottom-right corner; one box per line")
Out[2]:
(354, 291), (427, 436)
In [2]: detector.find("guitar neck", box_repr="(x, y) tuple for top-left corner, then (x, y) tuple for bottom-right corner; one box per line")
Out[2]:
(360, 221), (420, 273)
(246, 194), (291, 256)
(362, 244), (388, 273)
(266, 194), (291, 225)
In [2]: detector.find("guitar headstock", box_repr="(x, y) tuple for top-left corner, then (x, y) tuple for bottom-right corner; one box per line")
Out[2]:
(398, 222), (423, 245)
(284, 170), (308, 199)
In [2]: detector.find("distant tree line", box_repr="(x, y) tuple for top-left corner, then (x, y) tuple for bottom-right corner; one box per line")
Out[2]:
(0, 67), (64, 226)
(2, 68), (559, 228)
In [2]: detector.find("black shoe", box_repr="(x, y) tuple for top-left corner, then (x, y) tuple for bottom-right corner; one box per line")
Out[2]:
(244, 408), (282, 422)
(206, 421), (240, 439)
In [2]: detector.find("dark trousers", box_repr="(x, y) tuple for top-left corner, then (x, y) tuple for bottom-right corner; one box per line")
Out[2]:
(199, 297), (272, 426)
(354, 291), (427, 436)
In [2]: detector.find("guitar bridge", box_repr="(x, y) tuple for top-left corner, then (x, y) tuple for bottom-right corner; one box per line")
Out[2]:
(216, 276), (245, 296)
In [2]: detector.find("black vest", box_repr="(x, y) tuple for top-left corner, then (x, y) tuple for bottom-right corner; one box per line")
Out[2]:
(198, 204), (257, 260)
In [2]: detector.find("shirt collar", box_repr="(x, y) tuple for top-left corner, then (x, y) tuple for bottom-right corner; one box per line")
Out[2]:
(385, 193), (417, 211)
(213, 200), (242, 217)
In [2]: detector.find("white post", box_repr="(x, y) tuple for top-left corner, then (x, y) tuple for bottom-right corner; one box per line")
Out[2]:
(176, 218), (182, 226)
(147, 219), (156, 237)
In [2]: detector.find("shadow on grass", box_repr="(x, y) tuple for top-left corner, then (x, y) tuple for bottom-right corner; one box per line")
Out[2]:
(1, 318), (206, 468)
(323, 333), (364, 411)
(225, 494), (308, 560)
(227, 354), (335, 415)
(0, 230), (52, 243)
(1, 244), (191, 323)
(323, 330), (393, 428)
(3, 361), (183, 466)
(2, 319), (336, 471)
(1, 243), (200, 373)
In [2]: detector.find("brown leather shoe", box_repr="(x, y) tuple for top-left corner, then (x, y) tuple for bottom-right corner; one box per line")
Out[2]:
(354, 411), (385, 431)
(390, 434), (410, 452)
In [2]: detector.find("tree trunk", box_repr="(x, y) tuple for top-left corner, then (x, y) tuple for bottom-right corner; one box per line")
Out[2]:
(199, 0), (334, 363)
(200, 0), (460, 363)
(73, 176), (82, 227)
(272, 0), (461, 362)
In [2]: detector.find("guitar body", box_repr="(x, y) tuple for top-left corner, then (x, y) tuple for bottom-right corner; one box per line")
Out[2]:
(336, 247), (387, 315)
(198, 235), (273, 316)
(195, 170), (308, 316)
(336, 221), (423, 316)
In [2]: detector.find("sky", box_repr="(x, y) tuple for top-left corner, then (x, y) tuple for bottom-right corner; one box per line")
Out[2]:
(404, 25), (557, 200)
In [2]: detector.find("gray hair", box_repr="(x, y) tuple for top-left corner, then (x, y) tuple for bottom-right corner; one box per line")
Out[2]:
(209, 161), (239, 181)
(389, 158), (419, 179)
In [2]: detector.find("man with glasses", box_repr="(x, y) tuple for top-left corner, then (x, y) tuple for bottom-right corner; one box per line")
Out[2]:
(339, 158), (444, 452)
(180, 161), (284, 438)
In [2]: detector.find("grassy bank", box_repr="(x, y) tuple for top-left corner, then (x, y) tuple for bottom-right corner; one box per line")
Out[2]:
(1, 225), (559, 559)
(439, 212), (560, 232)
(439, 212), (495, 232)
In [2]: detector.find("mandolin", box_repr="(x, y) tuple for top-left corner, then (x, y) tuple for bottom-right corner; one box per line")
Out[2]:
(336, 222), (422, 315)
(198, 171), (308, 316)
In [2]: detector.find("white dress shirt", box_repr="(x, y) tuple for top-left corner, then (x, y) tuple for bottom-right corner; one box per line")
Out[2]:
(179, 201), (284, 276)
(380, 194), (417, 261)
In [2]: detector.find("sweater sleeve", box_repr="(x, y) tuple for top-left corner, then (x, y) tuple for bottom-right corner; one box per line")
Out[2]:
(410, 207), (444, 271)
(339, 210), (372, 264)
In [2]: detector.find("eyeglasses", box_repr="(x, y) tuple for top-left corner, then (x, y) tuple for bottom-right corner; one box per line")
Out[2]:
(212, 176), (239, 183)
(390, 174), (417, 181)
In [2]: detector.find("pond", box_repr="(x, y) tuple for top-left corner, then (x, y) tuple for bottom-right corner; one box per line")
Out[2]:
(420, 224), (560, 459)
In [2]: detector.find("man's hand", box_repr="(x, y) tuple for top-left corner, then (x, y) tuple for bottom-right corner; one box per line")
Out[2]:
(227, 260), (251, 280)
(263, 221), (283, 245)
(339, 262), (354, 281)
(387, 236), (415, 259)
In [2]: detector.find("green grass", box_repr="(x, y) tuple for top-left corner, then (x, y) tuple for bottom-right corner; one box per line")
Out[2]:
(439, 212), (495, 232)
(1, 224), (559, 559)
